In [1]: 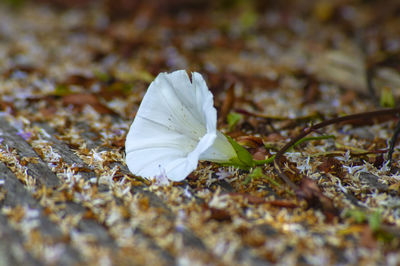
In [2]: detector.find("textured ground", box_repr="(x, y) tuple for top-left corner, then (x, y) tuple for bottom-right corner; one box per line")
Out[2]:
(1, 1), (400, 265)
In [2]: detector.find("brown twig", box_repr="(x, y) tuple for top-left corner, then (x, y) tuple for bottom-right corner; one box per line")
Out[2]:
(388, 119), (400, 168)
(273, 107), (400, 194)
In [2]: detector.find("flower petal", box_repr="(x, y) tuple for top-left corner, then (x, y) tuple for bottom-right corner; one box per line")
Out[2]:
(125, 70), (218, 181)
(199, 131), (237, 162)
(192, 72), (217, 133)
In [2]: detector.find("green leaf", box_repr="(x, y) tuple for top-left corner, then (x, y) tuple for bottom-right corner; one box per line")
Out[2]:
(380, 87), (395, 108)
(108, 82), (133, 94)
(239, 7), (258, 30)
(227, 112), (242, 131)
(54, 84), (71, 96)
(368, 210), (382, 232)
(243, 167), (263, 185)
(93, 71), (112, 83)
(135, 70), (154, 83)
(345, 209), (367, 223)
(248, 167), (263, 178)
(226, 136), (254, 168)
(345, 209), (382, 232)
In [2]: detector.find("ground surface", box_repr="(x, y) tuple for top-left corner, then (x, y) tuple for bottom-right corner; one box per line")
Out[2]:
(1, 1), (400, 265)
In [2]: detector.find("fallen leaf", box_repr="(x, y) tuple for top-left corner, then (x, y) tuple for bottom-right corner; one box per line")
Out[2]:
(236, 135), (264, 148)
(296, 178), (339, 222)
(204, 204), (232, 222)
(252, 146), (268, 160)
(317, 157), (345, 178)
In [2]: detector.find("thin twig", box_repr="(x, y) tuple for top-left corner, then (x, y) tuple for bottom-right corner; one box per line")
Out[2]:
(388, 119), (400, 168)
(273, 107), (400, 192)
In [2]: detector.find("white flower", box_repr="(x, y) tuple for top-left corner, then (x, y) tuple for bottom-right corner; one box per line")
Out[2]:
(125, 70), (237, 181)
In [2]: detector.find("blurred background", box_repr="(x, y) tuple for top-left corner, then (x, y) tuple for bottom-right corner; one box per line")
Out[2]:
(1, 0), (400, 119)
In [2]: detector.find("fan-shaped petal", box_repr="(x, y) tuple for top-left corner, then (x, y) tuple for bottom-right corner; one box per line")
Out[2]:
(125, 70), (237, 181)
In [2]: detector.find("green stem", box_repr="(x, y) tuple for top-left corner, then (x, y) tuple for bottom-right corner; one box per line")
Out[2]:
(291, 135), (335, 150)
(254, 155), (275, 165)
(253, 135), (335, 166)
